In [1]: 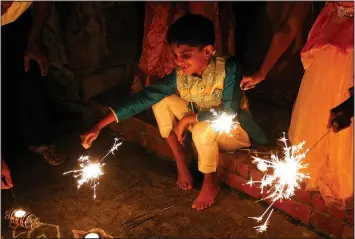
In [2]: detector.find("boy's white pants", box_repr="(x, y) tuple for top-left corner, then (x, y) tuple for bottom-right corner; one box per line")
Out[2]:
(152, 95), (251, 173)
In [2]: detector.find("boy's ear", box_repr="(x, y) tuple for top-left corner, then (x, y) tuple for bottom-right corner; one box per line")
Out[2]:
(203, 45), (214, 59)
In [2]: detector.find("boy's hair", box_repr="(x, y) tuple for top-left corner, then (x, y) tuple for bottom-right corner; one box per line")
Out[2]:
(167, 14), (215, 48)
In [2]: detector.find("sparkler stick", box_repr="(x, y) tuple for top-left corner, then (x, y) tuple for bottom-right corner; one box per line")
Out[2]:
(308, 130), (330, 153)
(64, 138), (122, 199)
(10, 187), (19, 206)
(99, 138), (122, 163)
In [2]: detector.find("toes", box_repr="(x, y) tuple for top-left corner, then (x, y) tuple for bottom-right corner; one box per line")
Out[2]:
(198, 203), (207, 211)
(192, 201), (214, 210)
(177, 181), (188, 190)
(177, 180), (193, 190)
(176, 181), (183, 189)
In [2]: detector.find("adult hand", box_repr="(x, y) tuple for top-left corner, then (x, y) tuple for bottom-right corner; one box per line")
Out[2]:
(24, 44), (48, 76)
(240, 72), (265, 90)
(81, 126), (101, 149)
(327, 97), (353, 133)
(1, 160), (13, 190)
(328, 109), (352, 133)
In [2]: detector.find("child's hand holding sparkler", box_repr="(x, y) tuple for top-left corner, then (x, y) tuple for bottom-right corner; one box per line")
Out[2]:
(81, 126), (101, 149)
(81, 110), (118, 149)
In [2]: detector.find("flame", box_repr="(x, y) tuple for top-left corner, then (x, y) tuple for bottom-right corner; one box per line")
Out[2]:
(14, 210), (26, 218)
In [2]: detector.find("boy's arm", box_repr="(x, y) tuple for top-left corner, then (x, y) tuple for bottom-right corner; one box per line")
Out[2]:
(197, 58), (241, 121)
(96, 71), (178, 129)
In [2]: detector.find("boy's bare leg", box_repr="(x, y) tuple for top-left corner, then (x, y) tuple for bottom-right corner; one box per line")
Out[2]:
(192, 172), (220, 210)
(166, 130), (193, 190)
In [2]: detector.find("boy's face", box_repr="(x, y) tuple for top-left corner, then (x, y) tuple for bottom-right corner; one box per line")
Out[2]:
(170, 44), (213, 76)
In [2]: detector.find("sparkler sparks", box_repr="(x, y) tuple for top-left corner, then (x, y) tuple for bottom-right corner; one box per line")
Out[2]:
(63, 156), (104, 199)
(208, 109), (238, 134)
(64, 138), (122, 199)
(247, 133), (309, 233)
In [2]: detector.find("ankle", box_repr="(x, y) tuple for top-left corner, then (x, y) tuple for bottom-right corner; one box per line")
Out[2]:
(203, 172), (219, 187)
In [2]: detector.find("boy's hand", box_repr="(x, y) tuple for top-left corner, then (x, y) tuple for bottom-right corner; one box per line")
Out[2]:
(1, 160), (13, 190)
(176, 113), (197, 145)
(81, 126), (101, 149)
(240, 73), (264, 90)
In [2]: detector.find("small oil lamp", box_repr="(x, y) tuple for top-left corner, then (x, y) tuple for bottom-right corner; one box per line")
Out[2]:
(4, 208), (40, 229)
(84, 232), (100, 238)
(72, 228), (112, 238)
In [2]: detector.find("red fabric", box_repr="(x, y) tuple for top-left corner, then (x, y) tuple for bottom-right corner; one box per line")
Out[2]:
(301, 2), (354, 58)
(136, 2), (235, 85)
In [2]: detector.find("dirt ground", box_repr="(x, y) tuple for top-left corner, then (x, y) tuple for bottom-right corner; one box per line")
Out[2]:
(1, 126), (322, 238)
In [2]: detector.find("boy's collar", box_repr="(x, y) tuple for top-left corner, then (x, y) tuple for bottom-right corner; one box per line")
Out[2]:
(192, 56), (216, 79)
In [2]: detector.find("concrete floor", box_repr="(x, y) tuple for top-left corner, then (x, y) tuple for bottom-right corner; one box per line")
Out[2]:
(1, 130), (320, 238)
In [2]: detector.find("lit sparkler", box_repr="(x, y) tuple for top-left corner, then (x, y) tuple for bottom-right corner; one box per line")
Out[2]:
(208, 109), (238, 135)
(247, 133), (309, 233)
(63, 156), (103, 199)
(64, 138), (122, 199)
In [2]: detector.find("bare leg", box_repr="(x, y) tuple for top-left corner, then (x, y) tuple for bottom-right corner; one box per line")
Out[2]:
(166, 131), (193, 190)
(192, 172), (220, 210)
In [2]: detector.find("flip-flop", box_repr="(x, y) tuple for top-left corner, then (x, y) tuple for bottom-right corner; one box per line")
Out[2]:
(28, 145), (64, 166)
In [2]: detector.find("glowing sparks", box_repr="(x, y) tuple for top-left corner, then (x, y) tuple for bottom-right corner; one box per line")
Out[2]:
(208, 109), (238, 134)
(252, 209), (273, 233)
(63, 156), (104, 199)
(64, 138), (122, 199)
(247, 133), (309, 233)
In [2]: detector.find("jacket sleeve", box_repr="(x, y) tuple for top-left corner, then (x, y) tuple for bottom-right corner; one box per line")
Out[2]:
(112, 71), (177, 121)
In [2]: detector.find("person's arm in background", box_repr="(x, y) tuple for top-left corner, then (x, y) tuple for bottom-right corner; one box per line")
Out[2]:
(328, 87), (354, 133)
(24, 2), (52, 76)
(240, 2), (311, 90)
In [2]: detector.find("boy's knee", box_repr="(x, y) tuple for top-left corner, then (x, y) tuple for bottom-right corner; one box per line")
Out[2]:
(152, 95), (177, 113)
(198, 163), (217, 174)
(192, 122), (216, 146)
(158, 126), (172, 138)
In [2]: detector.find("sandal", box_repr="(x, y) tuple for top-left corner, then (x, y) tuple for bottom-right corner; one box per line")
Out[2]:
(28, 144), (64, 166)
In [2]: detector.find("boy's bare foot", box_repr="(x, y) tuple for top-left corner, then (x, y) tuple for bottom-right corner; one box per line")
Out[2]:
(176, 162), (193, 190)
(167, 131), (194, 190)
(192, 172), (220, 210)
